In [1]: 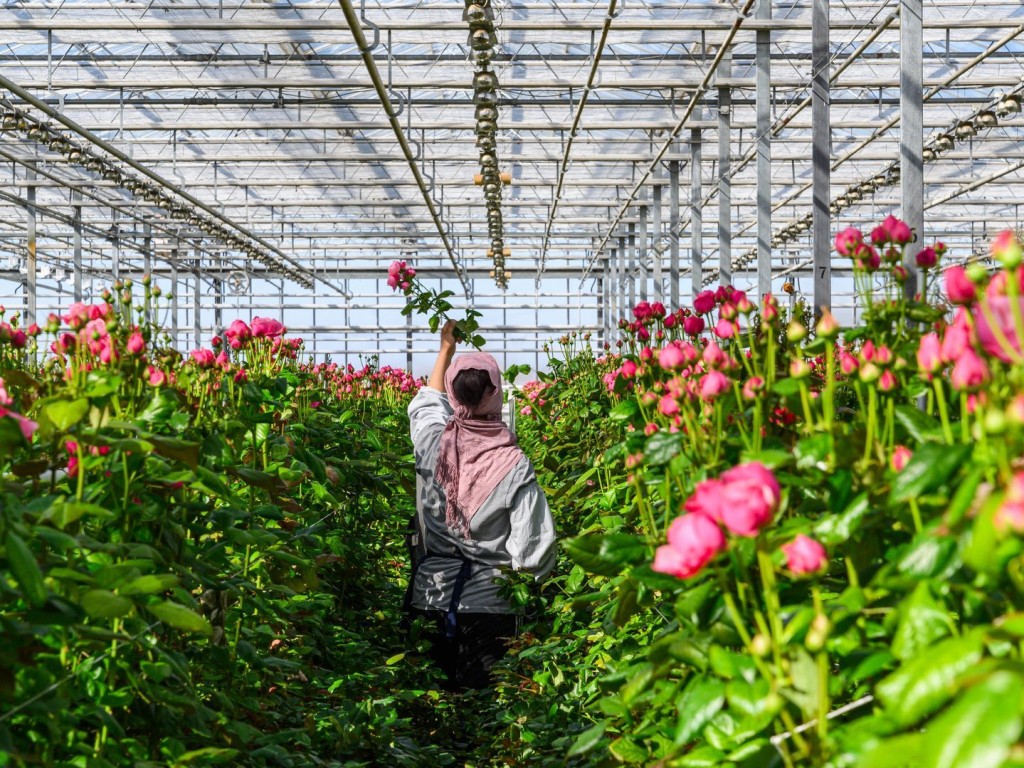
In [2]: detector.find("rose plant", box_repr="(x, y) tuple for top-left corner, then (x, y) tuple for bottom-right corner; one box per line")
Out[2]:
(387, 259), (486, 348)
(489, 224), (1024, 767)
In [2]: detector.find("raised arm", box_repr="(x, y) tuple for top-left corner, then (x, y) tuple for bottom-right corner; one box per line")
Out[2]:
(427, 319), (458, 392)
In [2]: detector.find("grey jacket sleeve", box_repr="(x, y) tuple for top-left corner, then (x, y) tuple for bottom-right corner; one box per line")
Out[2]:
(505, 460), (557, 580)
(408, 386), (453, 472)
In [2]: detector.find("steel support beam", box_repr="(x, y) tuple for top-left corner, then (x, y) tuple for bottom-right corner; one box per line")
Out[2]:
(25, 163), (36, 324)
(669, 158), (680, 308)
(638, 197), (648, 302)
(627, 222), (637, 309)
(653, 177), (663, 304)
(691, 130), (703, 299)
(756, 0), (773, 301)
(901, 0), (924, 298)
(72, 189), (82, 302)
(812, 0), (831, 315)
(718, 84), (732, 287)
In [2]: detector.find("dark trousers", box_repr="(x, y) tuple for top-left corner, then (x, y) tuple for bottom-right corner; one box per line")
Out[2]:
(408, 609), (518, 691)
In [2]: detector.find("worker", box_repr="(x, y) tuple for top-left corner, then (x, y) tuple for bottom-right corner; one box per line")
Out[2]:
(404, 319), (556, 690)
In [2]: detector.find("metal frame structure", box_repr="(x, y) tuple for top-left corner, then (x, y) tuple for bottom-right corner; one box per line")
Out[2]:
(0, 0), (1022, 372)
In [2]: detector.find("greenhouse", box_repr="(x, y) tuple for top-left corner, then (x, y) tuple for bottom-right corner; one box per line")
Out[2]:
(2, 0), (1024, 765)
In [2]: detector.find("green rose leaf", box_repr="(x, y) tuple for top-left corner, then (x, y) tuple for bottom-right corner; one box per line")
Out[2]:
(921, 670), (1022, 768)
(889, 443), (972, 504)
(81, 589), (134, 619)
(675, 675), (726, 745)
(43, 398), (89, 432)
(875, 632), (984, 727)
(566, 722), (606, 757)
(5, 531), (47, 607)
(563, 533), (647, 577)
(147, 601), (212, 635)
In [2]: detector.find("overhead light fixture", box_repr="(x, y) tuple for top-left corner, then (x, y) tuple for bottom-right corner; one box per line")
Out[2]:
(996, 93), (1022, 116)
(1, 112), (25, 131)
(954, 121), (976, 140)
(26, 122), (50, 142)
(975, 110), (998, 128)
(935, 133), (955, 152)
(923, 147), (937, 161)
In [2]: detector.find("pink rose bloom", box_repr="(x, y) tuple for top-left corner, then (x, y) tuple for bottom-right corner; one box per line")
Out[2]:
(702, 341), (728, 369)
(699, 370), (730, 401)
(225, 319), (252, 342)
(713, 319), (736, 339)
(633, 301), (652, 321)
(63, 301), (89, 329)
(387, 275), (399, 289)
(189, 348), (216, 368)
(916, 332), (942, 376)
(251, 317), (285, 338)
(126, 332), (146, 355)
(229, 337), (244, 350)
(889, 218), (913, 245)
(658, 344), (686, 371)
(619, 359), (638, 379)
(835, 226), (864, 257)
(98, 340), (116, 365)
(974, 295), (1024, 363)
(651, 513), (726, 579)
(684, 479), (726, 520)
(693, 291), (716, 315)
(891, 445), (913, 473)
(683, 315), (705, 336)
(940, 309), (972, 363)
(388, 260), (405, 277)
(215, 351), (230, 368)
(650, 302), (666, 318)
(870, 224), (891, 246)
(950, 348), (989, 391)
(83, 318), (109, 341)
(991, 229), (1022, 266)
(717, 462), (780, 537)
(995, 500), (1024, 533)
(659, 394), (680, 416)
(878, 369), (898, 392)
(147, 366), (166, 387)
(945, 266), (976, 305)
(781, 535), (828, 575)
(742, 376), (765, 400)
(839, 352), (859, 375)
(915, 247), (937, 269)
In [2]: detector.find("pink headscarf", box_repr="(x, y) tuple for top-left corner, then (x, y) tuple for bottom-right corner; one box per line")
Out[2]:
(435, 352), (523, 537)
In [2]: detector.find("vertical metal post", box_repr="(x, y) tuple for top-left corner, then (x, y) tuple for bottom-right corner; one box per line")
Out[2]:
(406, 305), (413, 370)
(901, 0), (923, 298)
(170, 243), (179, 348)
(600, 255), (609, 341)
(718, 84), (732, 286)
(627, 221), (637, 309)
(25, 163), (36, 323)
(72, 189), (82, 302)
(669, 158), (680, 308)
(609, 245), (618, 326)
(653, 177), (663, 304)
(214, 277), (223, 333)
(193, 250), (201, 347)
(812, 0), (831, 314)
(756, 0), (773, 301)
(143, 224), (152, 278)
(638, 197), (648, 302)
(691, 129), (703, 299)
(111, 210), (120, 282)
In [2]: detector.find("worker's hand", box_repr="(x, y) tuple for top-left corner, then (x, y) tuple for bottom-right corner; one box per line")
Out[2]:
(440, 319), (459, 352)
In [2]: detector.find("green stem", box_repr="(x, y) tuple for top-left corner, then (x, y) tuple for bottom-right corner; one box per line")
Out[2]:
(932, 378), (954, 445)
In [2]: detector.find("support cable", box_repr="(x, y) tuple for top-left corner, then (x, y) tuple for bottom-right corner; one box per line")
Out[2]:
(579, 0), (757, 285)
(535, 0), (617, 286)
(0, 74), (345, 296)
(337, 0), (470, 299)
